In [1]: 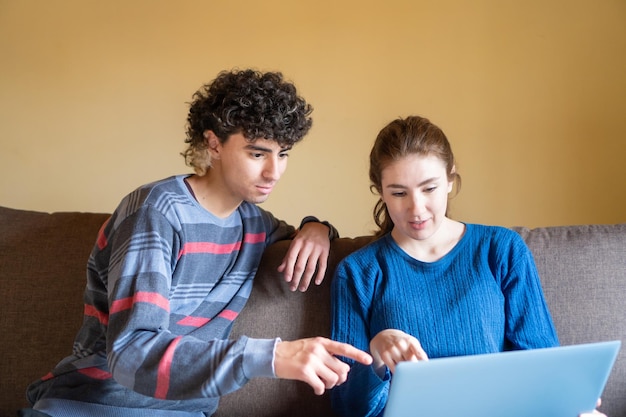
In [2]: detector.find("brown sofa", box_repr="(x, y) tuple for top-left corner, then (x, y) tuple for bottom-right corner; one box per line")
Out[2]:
(1, 205), (625, 417)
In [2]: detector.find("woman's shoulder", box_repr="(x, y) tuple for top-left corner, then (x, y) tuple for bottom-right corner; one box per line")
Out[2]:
(346, 234), (390, 255)
(466, 223), (523, 242)
(337, 234), (396, 271)
(464, 223), (529, 259)
(333, 236), (392, 293)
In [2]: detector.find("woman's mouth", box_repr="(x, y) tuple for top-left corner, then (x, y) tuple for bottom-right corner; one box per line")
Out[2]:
(410, 219), (428, 230)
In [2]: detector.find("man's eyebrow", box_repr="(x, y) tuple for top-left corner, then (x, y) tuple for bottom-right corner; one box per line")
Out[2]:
(244, 144), (272, 153)
(244, 144), (292, 152)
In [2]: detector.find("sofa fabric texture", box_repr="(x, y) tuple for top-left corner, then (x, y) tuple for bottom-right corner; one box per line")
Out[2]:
(1, 205), (624, 417)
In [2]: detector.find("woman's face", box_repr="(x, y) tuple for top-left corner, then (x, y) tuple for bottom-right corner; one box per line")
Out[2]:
(380, 153), (453, 245)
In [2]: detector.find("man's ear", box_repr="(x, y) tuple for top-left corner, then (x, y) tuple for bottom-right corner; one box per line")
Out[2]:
(204, 130), (221, 159)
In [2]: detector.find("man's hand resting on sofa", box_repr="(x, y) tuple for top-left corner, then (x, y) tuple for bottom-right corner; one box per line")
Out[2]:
(278, 221), (332, 292)
(274, 337), (373, 395)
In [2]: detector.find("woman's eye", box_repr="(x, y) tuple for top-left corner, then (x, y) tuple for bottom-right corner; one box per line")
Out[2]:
(424, 186), (437, 193)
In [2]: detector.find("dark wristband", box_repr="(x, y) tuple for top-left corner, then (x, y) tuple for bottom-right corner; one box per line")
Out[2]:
(298, 216), (339, 240)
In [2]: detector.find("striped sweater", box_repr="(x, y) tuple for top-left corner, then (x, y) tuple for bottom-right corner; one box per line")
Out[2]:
(27, 175), (301, 415)
(330, 224), (559, 417)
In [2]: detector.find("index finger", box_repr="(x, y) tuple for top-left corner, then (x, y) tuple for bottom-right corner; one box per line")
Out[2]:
(408, 338), (429, 361)
(322, 339), (373, 365)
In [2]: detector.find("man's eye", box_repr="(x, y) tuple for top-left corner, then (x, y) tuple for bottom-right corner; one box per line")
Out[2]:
(252, 153), (263, 158)
(279, 152), (290, 158)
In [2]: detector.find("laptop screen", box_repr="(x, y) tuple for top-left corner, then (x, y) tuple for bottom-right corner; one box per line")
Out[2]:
(384, 341), (620, 417)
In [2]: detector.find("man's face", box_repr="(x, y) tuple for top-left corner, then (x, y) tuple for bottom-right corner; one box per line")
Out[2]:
(212, 133), (291, 204)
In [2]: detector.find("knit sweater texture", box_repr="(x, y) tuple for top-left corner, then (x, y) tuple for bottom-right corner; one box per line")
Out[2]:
(27, 175), (302, 416)
(330, 224), (559, 417)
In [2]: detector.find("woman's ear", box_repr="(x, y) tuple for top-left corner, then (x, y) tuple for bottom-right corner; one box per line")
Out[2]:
(448, 165), (456, 193)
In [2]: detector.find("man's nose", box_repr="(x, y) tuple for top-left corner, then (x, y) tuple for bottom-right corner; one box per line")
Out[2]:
(263, 157), (281, 180)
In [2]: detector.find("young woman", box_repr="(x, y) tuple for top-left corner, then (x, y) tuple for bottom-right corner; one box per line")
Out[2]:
(330, 115), (604, 417)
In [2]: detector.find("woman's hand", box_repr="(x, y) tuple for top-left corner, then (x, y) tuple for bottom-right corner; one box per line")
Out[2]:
(579, 399), (606, 416)
(369, 329), (428, 373)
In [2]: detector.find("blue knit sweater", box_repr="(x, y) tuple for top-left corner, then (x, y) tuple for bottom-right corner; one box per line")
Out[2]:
(27, 175), (303, 416)
(330, 224), (559, 417)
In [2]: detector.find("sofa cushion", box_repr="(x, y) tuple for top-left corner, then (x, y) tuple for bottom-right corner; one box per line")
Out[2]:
(216, 236), (375, 417)
(0, 206), (110, 415)
(517, 224), (626, 417)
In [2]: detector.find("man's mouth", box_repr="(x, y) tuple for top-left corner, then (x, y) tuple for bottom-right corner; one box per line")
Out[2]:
(257, 185), (274, 194)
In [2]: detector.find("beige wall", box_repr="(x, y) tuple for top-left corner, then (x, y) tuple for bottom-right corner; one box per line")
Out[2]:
(1, 0), (624, 237)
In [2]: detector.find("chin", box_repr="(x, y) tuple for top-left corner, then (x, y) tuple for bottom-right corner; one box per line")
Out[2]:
(247, 195), (271, 204)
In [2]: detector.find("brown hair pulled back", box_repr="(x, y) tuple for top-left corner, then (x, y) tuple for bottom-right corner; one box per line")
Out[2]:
(369, 115), (461, 237)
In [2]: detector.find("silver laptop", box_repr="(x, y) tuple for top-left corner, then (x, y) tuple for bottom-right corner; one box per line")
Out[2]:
(384, 340), (621, 417)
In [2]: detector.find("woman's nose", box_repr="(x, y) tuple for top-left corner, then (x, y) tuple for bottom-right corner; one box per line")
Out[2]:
(410, 195), (425, 214)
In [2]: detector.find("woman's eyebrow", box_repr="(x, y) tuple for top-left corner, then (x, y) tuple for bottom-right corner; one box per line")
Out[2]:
(385, 183), (408, 189)
(418, 176), (440, 186)
(385, 176), (441, 189)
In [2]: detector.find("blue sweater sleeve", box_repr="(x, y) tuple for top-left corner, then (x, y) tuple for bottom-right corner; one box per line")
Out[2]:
(498, 231), (559, 349)
(331, 253), (389, 417)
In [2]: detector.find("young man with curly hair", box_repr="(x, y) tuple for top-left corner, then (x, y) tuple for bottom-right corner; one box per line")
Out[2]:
(24, 69), (372, 417)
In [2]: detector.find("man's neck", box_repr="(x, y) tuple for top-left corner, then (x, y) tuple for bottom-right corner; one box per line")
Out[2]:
(186, 172), (241, 218)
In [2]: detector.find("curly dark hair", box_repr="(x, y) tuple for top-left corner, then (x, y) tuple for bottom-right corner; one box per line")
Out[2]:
(182, 69), (313, 174)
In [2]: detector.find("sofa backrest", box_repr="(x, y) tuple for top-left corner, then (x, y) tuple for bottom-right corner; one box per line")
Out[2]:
(517, 224), (626, 417)
(216, 236), (375, 417)
(1, 205), (624, 417)
(0, 206), (111, 417)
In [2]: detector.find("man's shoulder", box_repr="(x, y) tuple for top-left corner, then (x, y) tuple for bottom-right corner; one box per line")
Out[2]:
(112, 175), (191, 223)
(136, 175), (184, 195)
